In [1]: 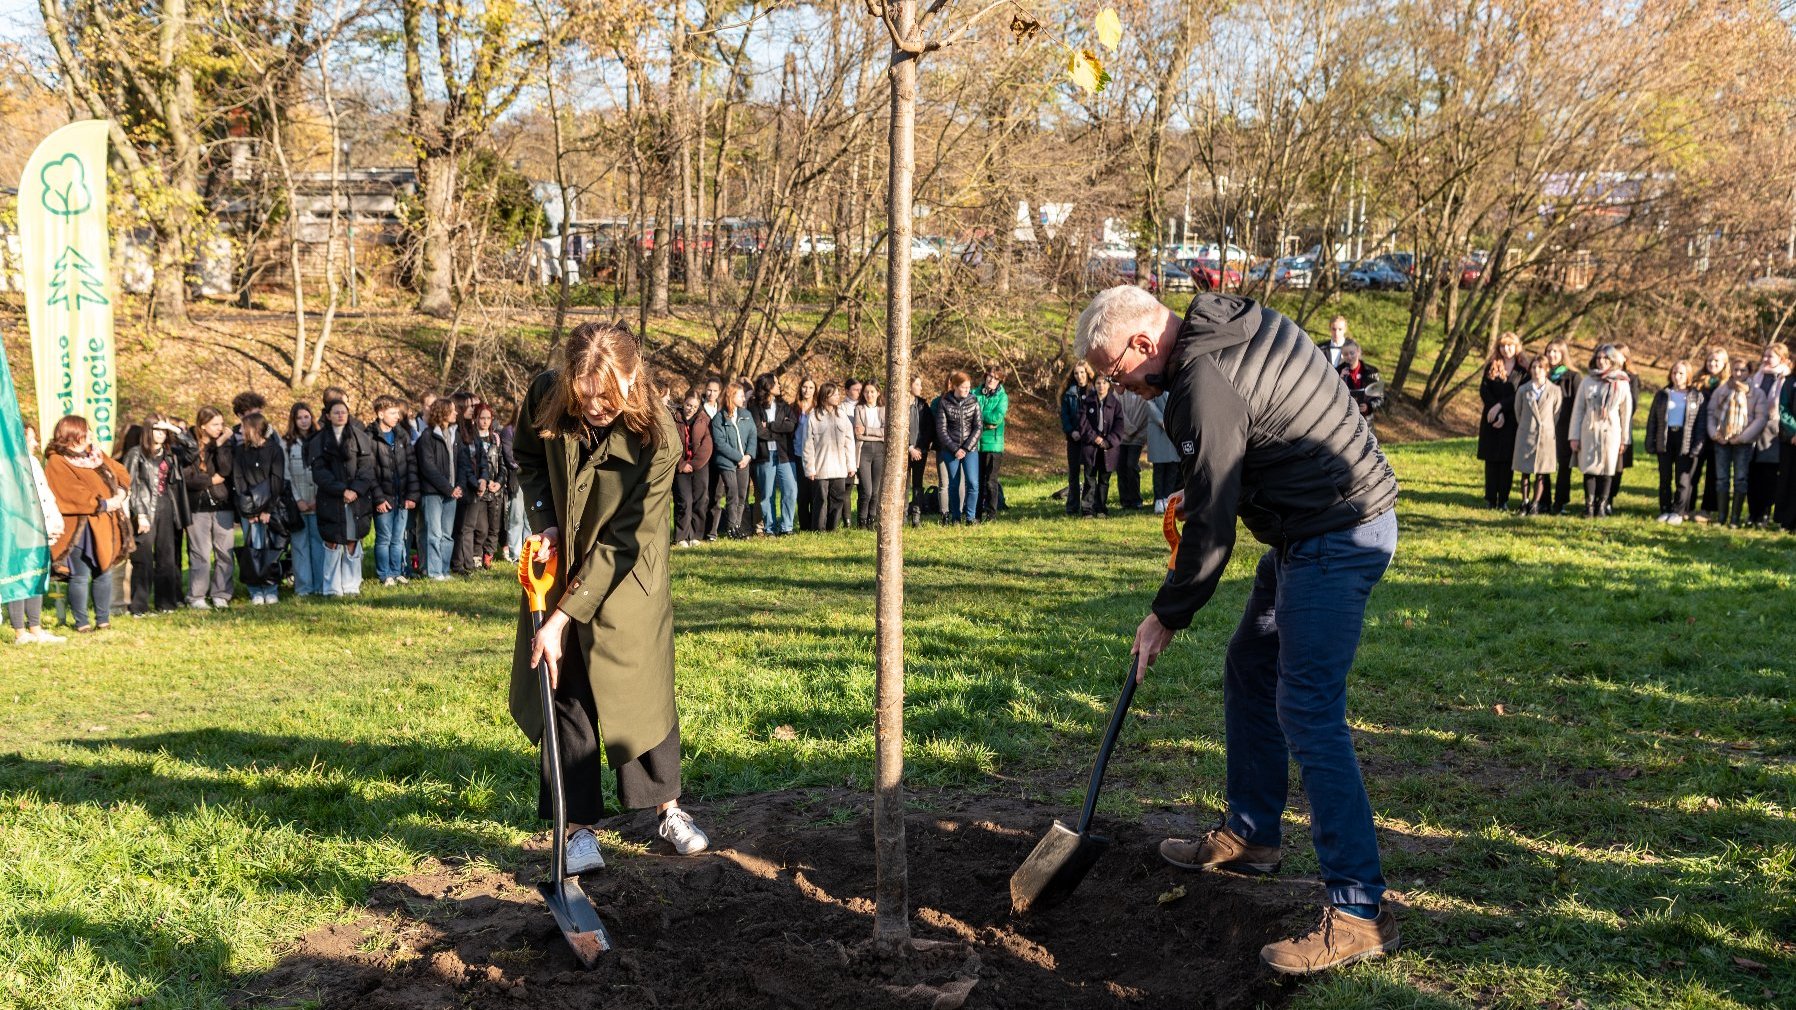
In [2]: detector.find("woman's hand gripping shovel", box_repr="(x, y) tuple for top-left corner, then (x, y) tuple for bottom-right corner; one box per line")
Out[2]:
(1008, 493), (1184, 916)
(520, 537), (615, 966)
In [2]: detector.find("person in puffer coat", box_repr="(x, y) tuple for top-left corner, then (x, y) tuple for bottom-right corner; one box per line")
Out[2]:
(1059, 363), (1093, 515)
(230, 412), (288, 604)
(933, 371), (982, 524)
(370, 396), (421, 585)
(1644, 360), (1706, 523)
(309, 399), (376, 596)
(1075, 286), (1401, 977)
(1078, 374), (1123, 516)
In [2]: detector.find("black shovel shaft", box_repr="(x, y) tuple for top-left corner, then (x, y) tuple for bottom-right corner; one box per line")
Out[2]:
(531, 609), (567, 882)
(1075, 660), (1140, 835)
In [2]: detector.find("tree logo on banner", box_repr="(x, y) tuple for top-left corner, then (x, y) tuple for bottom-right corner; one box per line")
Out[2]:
(38, 154), (94, 217)
(48, 246), (109, 310)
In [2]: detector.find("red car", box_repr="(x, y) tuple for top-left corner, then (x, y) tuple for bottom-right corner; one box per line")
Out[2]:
(1180, 257), (1243, 291)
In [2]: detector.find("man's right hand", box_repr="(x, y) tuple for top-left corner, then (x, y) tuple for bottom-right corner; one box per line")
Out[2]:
(531, 527), (562, 562)
(1131, 613), (1175, 679)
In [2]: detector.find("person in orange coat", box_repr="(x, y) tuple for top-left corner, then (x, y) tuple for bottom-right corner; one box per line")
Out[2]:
(44, 415), (132, 632)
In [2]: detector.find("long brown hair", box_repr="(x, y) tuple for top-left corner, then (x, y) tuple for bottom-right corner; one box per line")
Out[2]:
(532, 321), (662, 448)
(193, 406), (224, 473)
(48, 415), (90, 457)
(287, 401), (316, 443)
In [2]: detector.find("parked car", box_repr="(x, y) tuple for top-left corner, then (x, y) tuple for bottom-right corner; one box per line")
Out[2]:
(1343, 259), (1411, 291)
(1375, 251), (1416, 277)
(1173, 242), (1251, 267)
(1177, 256), (1242, 291)
(1089, 240), (1135, 260)
(795, 235), (837, 257)
(1155, 261), (1195, 292)
(1256, 255), (1314, 289)
(1459, 254), (1490, 289)
(910, 236), (942, 261)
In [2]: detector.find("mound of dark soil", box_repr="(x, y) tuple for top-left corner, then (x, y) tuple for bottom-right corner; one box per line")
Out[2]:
(234, 790), (1324, 1009)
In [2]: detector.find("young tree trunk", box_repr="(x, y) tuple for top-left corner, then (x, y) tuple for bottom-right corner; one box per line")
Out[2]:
(873, 0), (917, 955)
(152, 0), (196, 328)
(309, 39), (345, 386)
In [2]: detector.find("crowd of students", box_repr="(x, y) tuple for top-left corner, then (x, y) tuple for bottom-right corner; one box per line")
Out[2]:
(14, 367), (1016, 644)
(14, 387), (525, 643)
(1477, 336), (1796, 527)
(666, 366), (1009, 539)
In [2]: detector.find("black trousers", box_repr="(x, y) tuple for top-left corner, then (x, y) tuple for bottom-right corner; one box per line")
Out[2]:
(907, 453), (926, 515)
(1081, 458), (1112, 515)
(1747, 460), (1779, 523)
(1482, 457), (1512, 508)
(977, 450), (1002, 520)
(1152, 461), (1181, 502)
(1656, 445), (1696, 515)
(716, 465), (750, 536)
(817, 476), (851, 530)
(1778, 442), (1796, 531)
(706, 469), (725, 537)
(1694, 450), (1718, 513)
(1065, 438), (1085, 515)
(1551, 444), (1574, 513)
(797, 473), (821, 531)
(539, 654), (681, 823)
(1117, 443), (1144, 509)
(674, 469), (708, 542)
(1516, 472), (1548, 512)
(130, 504), (183, 614)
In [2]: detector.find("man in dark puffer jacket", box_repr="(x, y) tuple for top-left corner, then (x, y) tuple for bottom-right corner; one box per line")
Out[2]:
(1075, 286), (1400, 977)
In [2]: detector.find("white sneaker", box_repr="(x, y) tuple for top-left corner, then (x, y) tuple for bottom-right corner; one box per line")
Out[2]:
(658, 807), (709, 855)
(395, 576), (410, 585)
(1666, 514), (1684, 525)
(565, 827), (605, 875)
(381, 577), (396, 587)
(189, 599), (211, 611)
(211, 598), (231, 610)
(32, 629), (67, 645)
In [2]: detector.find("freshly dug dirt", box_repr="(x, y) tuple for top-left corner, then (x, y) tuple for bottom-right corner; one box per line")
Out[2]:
(234, 790), (1324, 1009)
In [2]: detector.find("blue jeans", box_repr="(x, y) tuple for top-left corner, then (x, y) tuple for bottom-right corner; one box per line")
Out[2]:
(944, 452), (980, 520)
(505, 488), (527, 559)
(1712, 442), (1753, 520)
(374, 507), (410, 580)
(754, 457), (798, 534)
(1222, 508), (1397, 909)
(421, 494), (456, 576)
(68, 550), (113, 629)
(292, 512), (325, 596)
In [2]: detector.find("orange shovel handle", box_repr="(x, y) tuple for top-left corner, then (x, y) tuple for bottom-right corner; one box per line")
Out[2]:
(518, 535), (558, 614)
(1162, 497), (1183, 571)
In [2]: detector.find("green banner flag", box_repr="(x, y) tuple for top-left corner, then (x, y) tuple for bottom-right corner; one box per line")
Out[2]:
(21, 119), (115, 448)
(0, 338), (50, 605)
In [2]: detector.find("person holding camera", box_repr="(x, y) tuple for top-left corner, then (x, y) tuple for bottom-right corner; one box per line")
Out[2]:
(121, 414), (198, 616)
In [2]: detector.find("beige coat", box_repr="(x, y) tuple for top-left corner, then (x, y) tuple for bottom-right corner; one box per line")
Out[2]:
(1569, 371), (1633, 476)
(804, 409), (857, 480)
(1511, 379), (1561, 474)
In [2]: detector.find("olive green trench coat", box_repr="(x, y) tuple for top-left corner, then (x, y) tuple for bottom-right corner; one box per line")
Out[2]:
(509, 370), (679, 767)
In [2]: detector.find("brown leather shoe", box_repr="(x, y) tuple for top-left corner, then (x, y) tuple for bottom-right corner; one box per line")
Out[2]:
(1260, 906), (1400, 976)
(1158, 826), (1282, 874)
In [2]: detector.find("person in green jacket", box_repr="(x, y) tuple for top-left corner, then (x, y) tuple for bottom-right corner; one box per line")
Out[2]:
(974, 365), (1009, 522)
(512, 321), (710, 874)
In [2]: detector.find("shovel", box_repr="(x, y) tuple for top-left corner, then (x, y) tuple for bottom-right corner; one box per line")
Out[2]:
(1009, 658), (1141, 915)
(519, 537), (615, 966)
(1012, 502), (1181, 915)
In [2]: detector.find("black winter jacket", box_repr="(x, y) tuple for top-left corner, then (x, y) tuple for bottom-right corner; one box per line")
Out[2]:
(909, 395), (936, 454)
(1154, 295), (1399, 630)
(1078, 390), (1123, 470)
(1646, 387), (1707, 457)
(371, 426), (421, 508)
(416, 428), (458, 498)
(308, 422), (376, 544)
(752, 399), (798, 462)
(230, 439), (287, 521)
(934, 392), (981, 455)
(1477, 373), (1518, 461)
(185, 437), (237, 515)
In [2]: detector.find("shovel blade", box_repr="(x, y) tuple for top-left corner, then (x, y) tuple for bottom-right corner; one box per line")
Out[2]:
(1009, 819), (1110, 916)
(537, 877), (614, 968)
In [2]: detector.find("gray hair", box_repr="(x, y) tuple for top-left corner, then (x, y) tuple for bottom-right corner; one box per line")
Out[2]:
(1074, 285), (1166, 360)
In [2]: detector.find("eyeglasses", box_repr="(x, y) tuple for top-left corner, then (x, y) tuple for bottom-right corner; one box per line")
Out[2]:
(1101, 343), (1138, 382)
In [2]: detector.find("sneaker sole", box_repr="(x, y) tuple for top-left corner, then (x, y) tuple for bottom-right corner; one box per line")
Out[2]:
(1160, 846), (1281, 875)
(566, 857), (605, 875)
(1263, 938), (1401, 976)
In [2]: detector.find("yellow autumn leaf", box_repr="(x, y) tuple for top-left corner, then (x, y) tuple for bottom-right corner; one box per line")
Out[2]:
(1068, 48), (1110, 94)
(1095, 7), (1123, 51)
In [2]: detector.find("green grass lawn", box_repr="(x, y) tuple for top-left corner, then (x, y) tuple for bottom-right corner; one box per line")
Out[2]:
(1, 438), (1792, 1009)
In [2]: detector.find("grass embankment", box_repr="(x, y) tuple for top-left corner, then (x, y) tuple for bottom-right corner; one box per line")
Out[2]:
(3, 438), (1790, 1009)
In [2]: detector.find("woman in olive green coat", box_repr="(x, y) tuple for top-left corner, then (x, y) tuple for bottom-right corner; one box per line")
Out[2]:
(511, 321), (709, 870)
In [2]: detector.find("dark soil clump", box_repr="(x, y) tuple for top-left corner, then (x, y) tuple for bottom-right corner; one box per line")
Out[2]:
(234, 790), (1321, 1009)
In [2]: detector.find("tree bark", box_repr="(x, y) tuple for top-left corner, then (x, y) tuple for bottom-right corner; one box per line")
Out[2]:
(873, 0), (917, 955)
(416, 153), (457, 318)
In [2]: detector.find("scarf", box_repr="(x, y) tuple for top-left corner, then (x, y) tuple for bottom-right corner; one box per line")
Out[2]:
(1589, 368), (1628, 414)
(61, 447), (103, 469)
(1718, 382), (1752, 443)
